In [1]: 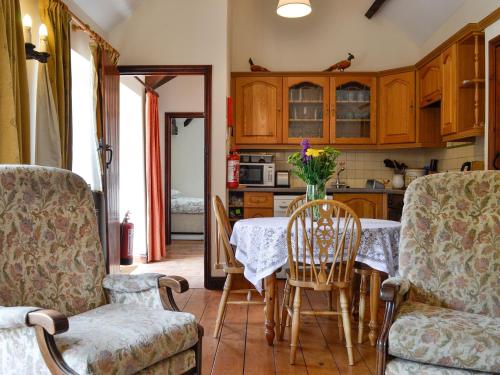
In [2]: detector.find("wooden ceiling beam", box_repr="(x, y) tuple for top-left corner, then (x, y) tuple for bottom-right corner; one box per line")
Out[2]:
(145, 75), (177, 90)
(365, 0), (387, 19)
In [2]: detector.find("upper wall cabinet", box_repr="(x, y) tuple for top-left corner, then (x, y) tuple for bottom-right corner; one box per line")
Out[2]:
(441, 45), (458, 136)
(378, 71), (416, 144)
(441, 32), (485, 141)
(330, 76), (376, 144)
(234, 77), (283, 144)
(418, 55), (442, 107)
(283, 77), (330, 144)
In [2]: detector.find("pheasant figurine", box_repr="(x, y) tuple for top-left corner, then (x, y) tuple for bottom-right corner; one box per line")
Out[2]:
(324, 53), (355, 72)
(249, 58), (270, 72)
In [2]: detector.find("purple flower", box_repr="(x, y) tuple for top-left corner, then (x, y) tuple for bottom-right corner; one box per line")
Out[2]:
(300, 139), (311, 163)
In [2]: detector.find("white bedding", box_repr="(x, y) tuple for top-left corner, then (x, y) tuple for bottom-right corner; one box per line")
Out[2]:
(171, 196), (204, 214)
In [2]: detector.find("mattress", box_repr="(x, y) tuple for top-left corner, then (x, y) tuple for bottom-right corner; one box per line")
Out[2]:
(171, 196), (204, 214)
(172, 213), (204, 233)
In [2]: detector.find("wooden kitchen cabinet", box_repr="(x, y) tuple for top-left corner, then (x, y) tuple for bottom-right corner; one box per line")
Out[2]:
(418, 55), (442, 107)
(441, 33), (485, 141)
(234, 76), (283, 144)
(244, 207), (274, 219)
(243, 192), (273, 219)
(441, 45), (458, 136)
(283, 76), (330, 144)
(330, 76), (377, 144)
(243, 192), (273, 208)
(333, 193), (387, 219)
(378, 71), (416, 144)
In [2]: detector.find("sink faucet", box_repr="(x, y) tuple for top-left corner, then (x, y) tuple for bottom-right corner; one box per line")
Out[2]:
(335, 166), (345, 188)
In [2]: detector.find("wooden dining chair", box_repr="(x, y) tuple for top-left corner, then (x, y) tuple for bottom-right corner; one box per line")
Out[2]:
(212, 195), (265, 338)
(279, 200), (361, 365)
(285, 194), (306, 216)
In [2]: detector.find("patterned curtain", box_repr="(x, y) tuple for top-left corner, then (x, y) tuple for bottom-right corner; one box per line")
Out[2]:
(39, 0), (72, 169)
(146, 91), (166, 262)
(0, 0), (30, 164)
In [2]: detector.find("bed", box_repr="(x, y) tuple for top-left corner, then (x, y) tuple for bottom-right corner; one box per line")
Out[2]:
(171, 190), (204, 235)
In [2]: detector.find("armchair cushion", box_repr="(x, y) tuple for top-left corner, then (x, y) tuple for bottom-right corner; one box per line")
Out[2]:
(386, 358), (484, 375)
(136, 349), (196, 375)
(102, 273), (164, 293)
(389, 301), (500, 373)
(0, 307), (39, 329)
(55, 303), (198, 374)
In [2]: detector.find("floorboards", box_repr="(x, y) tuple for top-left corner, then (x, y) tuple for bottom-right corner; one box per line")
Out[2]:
(179, 285), (378, 375)
(122, 240), (204, 288)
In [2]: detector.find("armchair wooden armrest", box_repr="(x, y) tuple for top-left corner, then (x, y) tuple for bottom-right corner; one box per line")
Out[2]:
(158, 275), (190, 312)
(376, 282), (410, 375)
(27, 309), (68, 335)
(27, 309), (77, 375)
(158, 275), (189, 294)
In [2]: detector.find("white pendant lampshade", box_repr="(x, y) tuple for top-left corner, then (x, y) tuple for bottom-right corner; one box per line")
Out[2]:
(277, 0), (312, 18)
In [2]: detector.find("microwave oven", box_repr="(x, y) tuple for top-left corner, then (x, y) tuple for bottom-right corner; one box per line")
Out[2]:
(239, 163), (275, 186)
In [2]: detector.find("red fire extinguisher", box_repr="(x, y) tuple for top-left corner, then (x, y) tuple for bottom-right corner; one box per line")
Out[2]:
(120, 211), (134, 265)
(227, 148), (240, 188)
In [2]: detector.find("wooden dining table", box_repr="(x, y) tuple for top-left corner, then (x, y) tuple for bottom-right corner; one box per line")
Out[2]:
(230, 216), (401, 346)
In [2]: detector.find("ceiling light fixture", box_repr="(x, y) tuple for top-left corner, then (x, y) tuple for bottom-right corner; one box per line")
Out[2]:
(277, 0), (312, 18)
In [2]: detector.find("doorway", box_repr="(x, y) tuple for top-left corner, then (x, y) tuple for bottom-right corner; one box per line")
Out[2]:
(489, 34), (500, 170)
(118, 66), (212, 289)
(165, 112), (205, 243)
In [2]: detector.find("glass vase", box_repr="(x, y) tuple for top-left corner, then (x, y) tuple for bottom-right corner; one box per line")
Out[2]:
(306, 183), (326, 220)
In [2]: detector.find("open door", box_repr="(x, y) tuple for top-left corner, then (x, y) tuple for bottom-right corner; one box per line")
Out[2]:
(101, 51), (120, 273)
(489, 34), (500, 170)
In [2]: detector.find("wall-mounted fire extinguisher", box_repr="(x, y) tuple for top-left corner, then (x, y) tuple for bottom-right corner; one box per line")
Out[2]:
(227, 147), (240, 189)
(120, 211), (134, 265)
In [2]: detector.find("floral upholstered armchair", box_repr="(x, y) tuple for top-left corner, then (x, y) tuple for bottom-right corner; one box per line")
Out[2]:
(0, 166), (203, 375)
(377, 171), (499, 375)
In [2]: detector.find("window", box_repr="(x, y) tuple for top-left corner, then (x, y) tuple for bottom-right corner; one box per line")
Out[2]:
(70, 31), (101, 190)
(119, 77), (147, 256)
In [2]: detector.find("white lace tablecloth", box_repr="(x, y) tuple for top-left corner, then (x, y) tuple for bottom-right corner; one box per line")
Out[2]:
(230, 217), (401, 292)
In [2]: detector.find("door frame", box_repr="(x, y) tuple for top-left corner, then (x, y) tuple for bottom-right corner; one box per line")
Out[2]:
(164, 112), (205, 245)
(488, 35), (500, 170)
(117, 65), (216, 289)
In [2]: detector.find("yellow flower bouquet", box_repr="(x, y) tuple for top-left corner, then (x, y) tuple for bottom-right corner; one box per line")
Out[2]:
(288, 139), (340, 201)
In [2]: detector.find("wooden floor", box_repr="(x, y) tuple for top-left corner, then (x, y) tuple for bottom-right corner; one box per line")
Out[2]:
(122, 240), (204, 288)
(175, 284), (378, 375)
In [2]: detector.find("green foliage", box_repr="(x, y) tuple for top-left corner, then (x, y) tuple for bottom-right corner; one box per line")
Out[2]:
(287, 146), (340, 186)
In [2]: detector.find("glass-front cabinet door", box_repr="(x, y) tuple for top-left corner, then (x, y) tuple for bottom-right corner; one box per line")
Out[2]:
(283, 77), (329, 144)
(330, 76), (377, 144)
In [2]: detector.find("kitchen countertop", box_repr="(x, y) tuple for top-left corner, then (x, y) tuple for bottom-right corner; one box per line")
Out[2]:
(229, 186), (406, 195)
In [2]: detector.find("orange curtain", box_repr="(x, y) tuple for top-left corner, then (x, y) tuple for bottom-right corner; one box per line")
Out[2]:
(146, 91), (166, 261)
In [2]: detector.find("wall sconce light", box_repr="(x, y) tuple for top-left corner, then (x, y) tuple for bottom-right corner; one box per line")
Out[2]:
(23, 14), (50, 63)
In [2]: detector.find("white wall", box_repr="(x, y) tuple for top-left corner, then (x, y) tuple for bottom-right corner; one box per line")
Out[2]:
(420, 0), (500, 56)
(230, 0), (421, 72)
(156, 75), (204, 197)
(109, 0), (229, 278)
(171, 118), (204, 198)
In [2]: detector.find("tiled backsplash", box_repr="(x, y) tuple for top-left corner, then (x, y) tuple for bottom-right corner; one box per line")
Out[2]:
(272, 137), (485, 188)
(427, 137), (484, 172)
